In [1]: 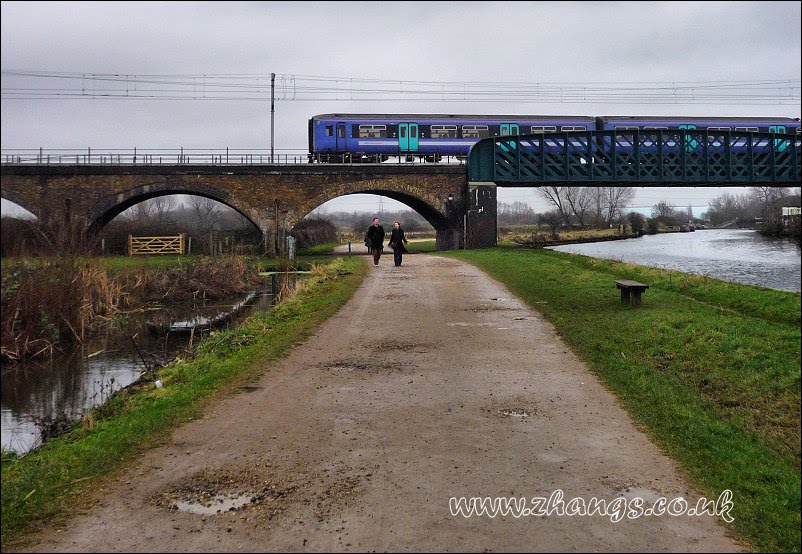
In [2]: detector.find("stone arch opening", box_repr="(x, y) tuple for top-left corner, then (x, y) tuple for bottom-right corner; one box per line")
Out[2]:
(88, 188), (261, 234)
(293, 188), (461, 250)
(0, 198), (38, 221)
(90, 189), (264, 256)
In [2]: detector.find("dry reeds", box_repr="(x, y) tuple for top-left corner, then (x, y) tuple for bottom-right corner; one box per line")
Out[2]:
(1, 255), (262, 363)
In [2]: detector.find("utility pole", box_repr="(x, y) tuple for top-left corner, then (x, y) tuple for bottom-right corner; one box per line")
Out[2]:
(270, 72), (275, 163)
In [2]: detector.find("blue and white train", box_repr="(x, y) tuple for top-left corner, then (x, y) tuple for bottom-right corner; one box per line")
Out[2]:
(308, 113), (801, 162)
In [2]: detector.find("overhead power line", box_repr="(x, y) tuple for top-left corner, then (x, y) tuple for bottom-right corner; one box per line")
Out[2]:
(1, 71), (799, 106)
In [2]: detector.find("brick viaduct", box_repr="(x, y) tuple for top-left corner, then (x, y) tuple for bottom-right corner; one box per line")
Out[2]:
(0, 164), (499, 253)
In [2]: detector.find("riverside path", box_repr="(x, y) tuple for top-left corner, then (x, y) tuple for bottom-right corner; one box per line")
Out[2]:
(13, 254), (740, 552)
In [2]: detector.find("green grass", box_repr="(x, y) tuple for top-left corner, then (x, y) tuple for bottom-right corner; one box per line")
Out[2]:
(295, 242), (339, 256)
(438, 247), (800, 553)
(0, 255), (367, 549)
(407, 239), (437, 253)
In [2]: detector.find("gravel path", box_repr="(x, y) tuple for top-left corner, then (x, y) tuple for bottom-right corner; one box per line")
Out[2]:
(14, 253), (741, 552)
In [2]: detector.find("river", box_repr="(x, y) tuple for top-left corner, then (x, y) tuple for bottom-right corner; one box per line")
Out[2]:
(549, 229), (801, 293)
(1, 277), (298, 455)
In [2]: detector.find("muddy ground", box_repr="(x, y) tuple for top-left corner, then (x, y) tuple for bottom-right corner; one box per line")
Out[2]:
(12, 253), (741, 552)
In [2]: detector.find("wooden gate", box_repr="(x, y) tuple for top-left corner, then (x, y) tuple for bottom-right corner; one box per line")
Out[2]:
(128, 233), (185, 255)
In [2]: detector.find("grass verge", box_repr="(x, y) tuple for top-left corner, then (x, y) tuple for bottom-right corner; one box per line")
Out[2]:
(0, 255), (366, 549)
(438, 247), (800, 553)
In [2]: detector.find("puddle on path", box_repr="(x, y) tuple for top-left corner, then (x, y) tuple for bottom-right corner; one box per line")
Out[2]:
(173, 493), (258, 515)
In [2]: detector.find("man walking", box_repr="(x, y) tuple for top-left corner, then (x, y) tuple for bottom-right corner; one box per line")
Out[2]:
(365, 217), (385, 266)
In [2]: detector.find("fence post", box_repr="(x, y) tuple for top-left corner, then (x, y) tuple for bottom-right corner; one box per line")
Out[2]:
(127, 234), (132, 256)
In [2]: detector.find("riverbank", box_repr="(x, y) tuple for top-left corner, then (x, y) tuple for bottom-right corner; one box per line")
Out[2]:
(2, 253), (740, 553)
(1, 255), (265, 362)
(438, 247), (800, 552)
(0, 256), (367, 549)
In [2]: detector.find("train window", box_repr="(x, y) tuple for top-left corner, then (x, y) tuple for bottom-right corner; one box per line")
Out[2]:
(530, 126), (557, 133)
(735, 127), (759, 132)
(358, 124), (387, 138)
(462, 125), (489, 139)
(431, 124), (458, 139)
(325, 125), (334, 137)
(337, 126), (345, 138)
(797, 128), (801, 134)
(643, 126), (668, 130)
(561, 126), (587, 131)
(614, 126), (640, 130)
(707, 127), (731, 131)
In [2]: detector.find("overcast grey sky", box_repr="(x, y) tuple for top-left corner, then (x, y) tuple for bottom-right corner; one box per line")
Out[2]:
(1, 1), (800, 218)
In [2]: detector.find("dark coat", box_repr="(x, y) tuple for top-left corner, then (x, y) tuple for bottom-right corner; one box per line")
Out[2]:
(388, 227), (409, 253)
(366, 224), (385, 249)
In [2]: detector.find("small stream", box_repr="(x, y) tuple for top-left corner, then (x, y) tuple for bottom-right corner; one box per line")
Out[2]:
(1, 274), (301, 455)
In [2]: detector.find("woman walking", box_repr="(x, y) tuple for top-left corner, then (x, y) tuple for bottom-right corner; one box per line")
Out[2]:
(388, 221), (409, 267)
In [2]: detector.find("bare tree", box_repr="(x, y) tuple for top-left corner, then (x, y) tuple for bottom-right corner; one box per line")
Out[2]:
(750, 186), (789, 219)
(498, 201), (537, 226)
(599, 186), (635, 227)
(188, 196), (223, 232)
(651, 200), (680, 225)
(538, 187), (571, 226)
(150, 195), (176, 224)
(564, 187), (593, 227)
(538, 210), (563, 238)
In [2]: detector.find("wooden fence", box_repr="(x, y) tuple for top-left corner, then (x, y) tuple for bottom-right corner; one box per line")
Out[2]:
(128, 233), (185, 255)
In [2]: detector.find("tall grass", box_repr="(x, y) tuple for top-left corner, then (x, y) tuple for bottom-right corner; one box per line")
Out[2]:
(1, 255), (265, 362)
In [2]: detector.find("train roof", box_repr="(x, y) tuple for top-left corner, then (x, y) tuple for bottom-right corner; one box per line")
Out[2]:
(598, 115), (800, 122)
(310, 113), (594, 120)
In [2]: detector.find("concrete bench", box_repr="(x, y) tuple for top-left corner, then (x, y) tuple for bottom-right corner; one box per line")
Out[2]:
(616, 280), (649, 307)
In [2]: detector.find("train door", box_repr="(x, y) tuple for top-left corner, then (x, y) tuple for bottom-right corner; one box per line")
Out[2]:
(769, 125), (787, 152)
(499, 123), (519, 152)
(335, 123), (348, 154)
(500, 123), (520, 136)
(679, 124), (697, 152)
(398, 123), (419, 152)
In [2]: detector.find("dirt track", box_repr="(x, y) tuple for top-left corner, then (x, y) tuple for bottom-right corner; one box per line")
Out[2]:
(14, 253), (741, 552)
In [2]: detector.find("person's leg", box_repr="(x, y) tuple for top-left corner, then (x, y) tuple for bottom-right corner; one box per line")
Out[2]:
(373, 248), (380, 265)
(394, 250), (402, 266)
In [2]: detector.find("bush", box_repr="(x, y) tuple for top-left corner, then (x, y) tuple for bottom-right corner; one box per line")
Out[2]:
(292, 218), (337, 248)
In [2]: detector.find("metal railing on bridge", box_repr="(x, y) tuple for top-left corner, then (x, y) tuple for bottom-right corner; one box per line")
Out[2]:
(1, 148), (311, 166)
(1, 148), (465, 166)
(467, 130), (801, 185)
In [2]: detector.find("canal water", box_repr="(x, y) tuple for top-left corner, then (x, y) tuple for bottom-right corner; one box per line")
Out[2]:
(549, 229), (801, 293)
(1, 275), (301, 455)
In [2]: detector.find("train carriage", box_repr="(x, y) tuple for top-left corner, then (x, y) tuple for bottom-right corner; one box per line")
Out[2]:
(308, 113), (801, 163)
(308, 113), (595, 162)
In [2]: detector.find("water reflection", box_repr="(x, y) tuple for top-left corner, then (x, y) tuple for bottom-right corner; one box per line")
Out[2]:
(549, 229), (801, 292)
(1, 286), (283, 454)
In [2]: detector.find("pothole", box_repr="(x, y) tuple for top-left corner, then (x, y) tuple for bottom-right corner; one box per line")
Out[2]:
(152, 466), (299, 520)
(615, 486), (664, 505)
(320, 360), (375, 372)
(498, 408), (533, 418)
(173, 492), (260, 515)
(373, 340), (432, 352)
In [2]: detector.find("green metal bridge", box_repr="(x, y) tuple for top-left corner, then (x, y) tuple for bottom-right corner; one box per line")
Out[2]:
(467, 130), (801, 186)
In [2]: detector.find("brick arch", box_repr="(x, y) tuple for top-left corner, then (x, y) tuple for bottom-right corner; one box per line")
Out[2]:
(86, 182), (262, 233)
(292, 188), (449, 231)
(0, 190), (40, 220)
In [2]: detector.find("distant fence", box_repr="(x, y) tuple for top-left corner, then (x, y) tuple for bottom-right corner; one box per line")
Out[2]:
(128, 233), (185, 255)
